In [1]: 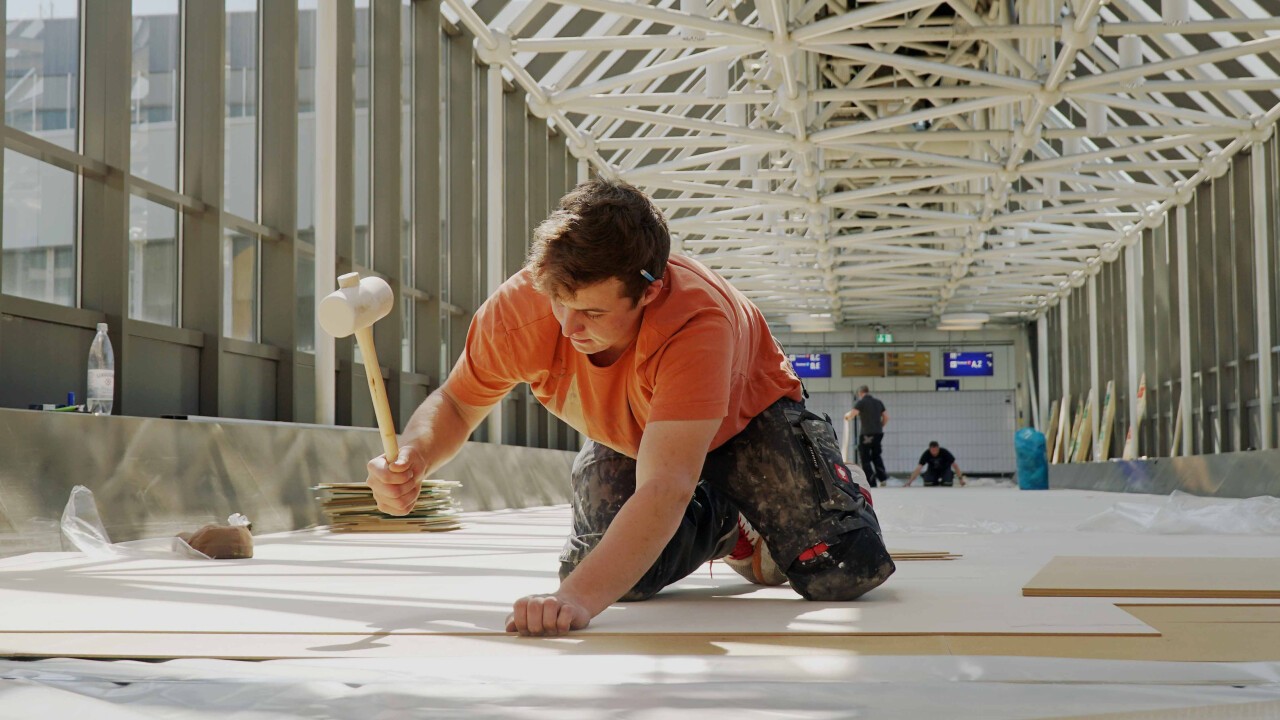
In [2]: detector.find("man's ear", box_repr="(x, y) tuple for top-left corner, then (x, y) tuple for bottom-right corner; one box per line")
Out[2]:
(637, 279), (663, 308)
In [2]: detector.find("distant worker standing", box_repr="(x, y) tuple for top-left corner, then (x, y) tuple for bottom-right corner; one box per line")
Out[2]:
(905, 441), (966, 487)
(843, 386), (889, 488)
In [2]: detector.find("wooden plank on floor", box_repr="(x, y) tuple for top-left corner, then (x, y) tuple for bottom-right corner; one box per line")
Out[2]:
(946, 604), (1280, 663)
(2, 604), (1277, 661)
(1024, 557), (1280, 599)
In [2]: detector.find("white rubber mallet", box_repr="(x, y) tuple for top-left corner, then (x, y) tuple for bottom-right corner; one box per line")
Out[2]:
(317, 272), (399, 462)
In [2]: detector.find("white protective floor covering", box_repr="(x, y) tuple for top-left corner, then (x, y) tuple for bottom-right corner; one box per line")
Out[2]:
(2, 487), (1280, 718)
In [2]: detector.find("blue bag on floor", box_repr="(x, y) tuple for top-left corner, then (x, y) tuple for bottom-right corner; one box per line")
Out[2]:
(1014, 427), (1049, 490)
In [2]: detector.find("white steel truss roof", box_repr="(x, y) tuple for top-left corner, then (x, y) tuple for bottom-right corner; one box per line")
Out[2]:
(447, 0), (1280, 330)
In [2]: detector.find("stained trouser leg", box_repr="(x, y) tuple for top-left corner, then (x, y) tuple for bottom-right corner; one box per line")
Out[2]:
(859, 435), (878, 487)
(558, 439), (738, 601)
(700, 398), (895, 601)
(869, 434), (889, 485)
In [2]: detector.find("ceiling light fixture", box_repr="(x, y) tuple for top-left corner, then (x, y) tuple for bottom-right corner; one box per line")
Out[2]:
(786, 313), (837, 333)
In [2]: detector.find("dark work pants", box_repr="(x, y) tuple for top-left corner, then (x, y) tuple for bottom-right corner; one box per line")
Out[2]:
(859, 432), (888, 487)
(560, 397), (895, 601)
(923, 467), (955, 486)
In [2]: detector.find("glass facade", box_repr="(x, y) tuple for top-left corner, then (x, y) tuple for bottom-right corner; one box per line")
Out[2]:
(2, 149), (76, 306)
(3, 1), (80, 306)
(128, 195), (178, 325)
(130, 1), (180, 188)
(353, 1), (372, 270)
(223, 228), (259, 342)
(5, 0), (79, 149)
(223, 1), (259, 222)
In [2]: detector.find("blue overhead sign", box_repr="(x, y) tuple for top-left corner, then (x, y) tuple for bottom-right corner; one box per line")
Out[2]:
(788, 353), (832, 378)
(944, 352), (995, 377)
(936, 379), (960, 391)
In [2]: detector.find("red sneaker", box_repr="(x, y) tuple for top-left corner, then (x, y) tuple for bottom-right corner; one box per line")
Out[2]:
(723, 514), (787, 586)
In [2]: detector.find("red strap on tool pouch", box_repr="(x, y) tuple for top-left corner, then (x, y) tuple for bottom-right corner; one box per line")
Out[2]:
(797, 541), (830, 562)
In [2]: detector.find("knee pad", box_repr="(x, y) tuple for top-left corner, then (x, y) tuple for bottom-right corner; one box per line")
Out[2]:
(786, 526), (896, 601)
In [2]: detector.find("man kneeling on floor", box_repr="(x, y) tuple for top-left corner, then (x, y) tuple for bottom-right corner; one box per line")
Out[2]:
(366, 179), (894, 636)
(904, 441), (966, 487)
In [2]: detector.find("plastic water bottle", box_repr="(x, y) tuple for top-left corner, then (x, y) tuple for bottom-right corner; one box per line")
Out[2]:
(86, 323), (115, 416)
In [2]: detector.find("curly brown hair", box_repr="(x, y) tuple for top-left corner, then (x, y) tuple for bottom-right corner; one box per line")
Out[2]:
(527, 178), (670, 305)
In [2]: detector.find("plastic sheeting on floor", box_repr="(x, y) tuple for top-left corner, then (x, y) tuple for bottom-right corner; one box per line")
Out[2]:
(1077, 491), (1280, 535)
(2, 656), (1279, 720)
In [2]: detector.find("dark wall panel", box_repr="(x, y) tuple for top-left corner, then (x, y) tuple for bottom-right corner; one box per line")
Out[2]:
(124, 336), (199, 418)
(220, 353), (278, 420)
(352, 364), (375, 429)
(0, 315), (94, 409)
(295, 359), (316, 424)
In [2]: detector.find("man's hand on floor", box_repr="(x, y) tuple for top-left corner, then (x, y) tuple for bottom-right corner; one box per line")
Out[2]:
(506, 592), (592, 636)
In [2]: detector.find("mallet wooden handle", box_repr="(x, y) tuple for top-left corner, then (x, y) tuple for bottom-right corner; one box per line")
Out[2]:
(354, 324), (399, 461)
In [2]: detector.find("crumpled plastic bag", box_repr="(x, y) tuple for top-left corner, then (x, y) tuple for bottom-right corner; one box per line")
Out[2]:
(1077, 490), (1280, 535)
(60, 485), (251, 560)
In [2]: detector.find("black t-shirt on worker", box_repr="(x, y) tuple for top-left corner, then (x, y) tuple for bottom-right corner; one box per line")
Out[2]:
(919, 448), (956, 474)
(854, 394), (887, 434)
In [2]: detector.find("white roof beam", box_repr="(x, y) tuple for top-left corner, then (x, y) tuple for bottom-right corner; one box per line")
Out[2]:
(544, 0), (772, 42)
(821, 172), (989, 205)
(1063, 34), (1280, 94)
(513, 34), (759, 52)
(551, 45), (754, 104)
(811, 43), (1042, 93)
(1076, 92), (1255, 130)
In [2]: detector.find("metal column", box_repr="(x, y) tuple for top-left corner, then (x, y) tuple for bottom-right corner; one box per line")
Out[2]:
(1254, 142), (1274, 450)
(1060, 293), (1071, 408)
(369, 0), (404, 429)
(79, 0), (132, 412)
(181, 0), (228, 417)
(1125, 241), (1143, 451)
(260, 2), (299, 421)
(446, 34), (476, 385)
(412, 0), (443, 405)
(313, 1), (341, 424)
(504, 90), (529, 445)
(1088, 274), (1100, 449)
(485, 64), (505, 444)
(1037, 314), (1049, 430)
(525, 115), (550, 449)
(1176, 204), (1194, 455)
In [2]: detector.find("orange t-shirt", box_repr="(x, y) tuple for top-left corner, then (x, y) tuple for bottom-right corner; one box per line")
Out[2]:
(443, 255), (803, 458)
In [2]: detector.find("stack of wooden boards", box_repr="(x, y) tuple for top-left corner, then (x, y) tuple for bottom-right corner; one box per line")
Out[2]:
(314, 479), (462, 532)
(1047, 374), (1153, 464)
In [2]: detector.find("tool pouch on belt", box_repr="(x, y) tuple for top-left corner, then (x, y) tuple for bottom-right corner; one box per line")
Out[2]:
(785, 406), (865, 513)
(774, 406), (886, 570)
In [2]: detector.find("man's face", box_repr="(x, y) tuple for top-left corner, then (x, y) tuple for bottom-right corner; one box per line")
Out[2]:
(550, 277), (661, 361)
(929, 446), (940, 456)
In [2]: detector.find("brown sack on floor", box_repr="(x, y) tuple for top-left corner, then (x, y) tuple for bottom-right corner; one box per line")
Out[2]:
(177, 525), (254, 559)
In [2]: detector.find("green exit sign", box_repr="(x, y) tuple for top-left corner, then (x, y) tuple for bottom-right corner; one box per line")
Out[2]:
(876, 332), (893, 344)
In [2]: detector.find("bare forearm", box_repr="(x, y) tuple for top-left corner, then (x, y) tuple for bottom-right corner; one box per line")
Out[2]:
(558, 480), (689, 617)
(401, 388), (484, 475)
